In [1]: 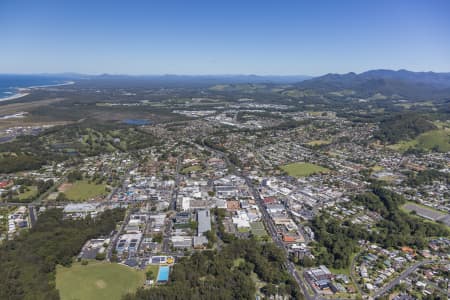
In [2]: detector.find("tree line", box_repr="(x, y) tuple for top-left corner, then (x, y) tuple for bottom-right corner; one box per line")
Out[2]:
(0, 208), (125, 300)
(308, 186), (449, 269)
(124, 238), (303, 300)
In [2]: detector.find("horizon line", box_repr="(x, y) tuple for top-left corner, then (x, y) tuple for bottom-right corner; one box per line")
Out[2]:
(0, 68), (449, 77)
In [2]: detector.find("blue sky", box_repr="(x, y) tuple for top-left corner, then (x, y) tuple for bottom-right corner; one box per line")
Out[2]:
(1, 0), (449, 75)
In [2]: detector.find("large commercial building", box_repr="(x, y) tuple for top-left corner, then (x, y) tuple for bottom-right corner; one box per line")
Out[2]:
(197, 209), (211, 236)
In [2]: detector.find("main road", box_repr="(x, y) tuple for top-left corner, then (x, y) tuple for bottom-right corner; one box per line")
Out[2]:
(162, 155), (182, 253)
(200, 138), (317, 300)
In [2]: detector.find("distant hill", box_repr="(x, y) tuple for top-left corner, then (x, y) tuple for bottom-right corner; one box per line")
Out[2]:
(296, 69), (450, 100)
(375, 113), (437, 143)
(77, 74), (312, 88)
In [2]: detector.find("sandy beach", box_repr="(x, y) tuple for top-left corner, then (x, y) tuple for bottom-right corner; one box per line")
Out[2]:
(0, 92), (30, 102)
(0, 81), (75, 103)
(21, 80), (75, 90)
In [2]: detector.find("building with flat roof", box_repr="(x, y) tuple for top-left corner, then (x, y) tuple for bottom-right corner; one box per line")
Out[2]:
(215, 185), (238, 198)
(197, 209), (211, 236)
(171, 236), (192, 249)
(306, 265), (333, 282)
(116, 233), (143, 255)
(63, 203), (99, 219)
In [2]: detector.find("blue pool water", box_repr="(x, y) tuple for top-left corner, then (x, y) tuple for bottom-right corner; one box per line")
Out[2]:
(157, 266), (170, 282)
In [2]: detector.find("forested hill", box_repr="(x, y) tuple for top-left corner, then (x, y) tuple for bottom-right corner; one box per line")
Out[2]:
(375, 113), (437, 143)
(296, 69), (450, 100)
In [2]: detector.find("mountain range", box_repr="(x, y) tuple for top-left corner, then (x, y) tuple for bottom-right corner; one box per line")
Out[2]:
(296, 69), (450, 100)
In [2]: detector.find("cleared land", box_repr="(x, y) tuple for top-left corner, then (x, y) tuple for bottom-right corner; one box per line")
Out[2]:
(56, 261), (145, 300)
(63, 180), (108, 201)
(389, 129), (450, 152)
(280, 162), (330, 177)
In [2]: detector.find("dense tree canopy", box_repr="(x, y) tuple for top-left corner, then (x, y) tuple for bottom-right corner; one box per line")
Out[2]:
(124, 239), (303, 300)
(0, 208), (125, 300)
(375, 113), (436, 143)
(353, 187), (448, 249)
(310, 186), (449, 269)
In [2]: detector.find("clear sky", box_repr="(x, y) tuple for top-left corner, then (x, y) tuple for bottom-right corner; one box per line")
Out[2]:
(1, 0), (449, 75)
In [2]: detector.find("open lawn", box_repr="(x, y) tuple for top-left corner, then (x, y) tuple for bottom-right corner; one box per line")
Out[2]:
(238, 227), (250, 233)
(307, 139), (331, 146)
(56, 261), (145, 300)
(280, 162), (330, 177)
(18, 186), (38, 201)
(371, 165), (384, 172)
(63, 180), (108, 201)
(389, 129), (450, 153)
(415, 129), (450, 152)
(181, 165), (203, 174)
(145, 264), (160, 281)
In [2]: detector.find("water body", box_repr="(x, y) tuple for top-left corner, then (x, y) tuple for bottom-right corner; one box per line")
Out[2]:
(122, 119), (151, 125)
(0, 74), (71, 100)
(157, 266), (170, 282)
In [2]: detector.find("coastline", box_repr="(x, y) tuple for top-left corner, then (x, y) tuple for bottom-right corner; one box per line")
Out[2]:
(0, 92), (30, 102)
(19, 80), (75, 90)
(0, 80), (75, 103)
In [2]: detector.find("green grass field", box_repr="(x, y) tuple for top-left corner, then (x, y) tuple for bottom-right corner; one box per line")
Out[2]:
(144, 264), (160, 281)
(180, 165), (203, 174)
(18, 186), (38, 201)
(63, 180), (108, 201)
(306, 139), (331, 146)
(238, 227), (250, 233)
(56, 261), (145, 300)
(250, 222), (268, 237)
(371, 165), (384, 172)
(280, 162), (330, 177)
(389, 129), (450, 152)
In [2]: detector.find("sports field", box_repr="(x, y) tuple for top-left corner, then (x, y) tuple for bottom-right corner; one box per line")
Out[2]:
(250, 222), (268, 237)
(56, 261), (145, 300)
(63, 180), (108, 201)
(280, 162), (330, 177)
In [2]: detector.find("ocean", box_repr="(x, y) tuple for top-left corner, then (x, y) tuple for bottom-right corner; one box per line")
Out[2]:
(0, 74), (71, 100)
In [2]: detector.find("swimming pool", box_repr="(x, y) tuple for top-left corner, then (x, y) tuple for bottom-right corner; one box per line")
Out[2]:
(157, 266), (170, 282)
